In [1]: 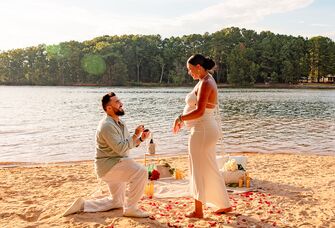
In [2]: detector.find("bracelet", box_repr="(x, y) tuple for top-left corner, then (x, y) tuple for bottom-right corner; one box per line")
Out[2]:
(178, 114), (183, 122)
(139, 137), (143, 142)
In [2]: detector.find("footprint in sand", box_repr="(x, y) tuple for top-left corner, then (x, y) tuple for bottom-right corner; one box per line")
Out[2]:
(327, 180), (335, 187)
(17, 207), (43, 222)
(23, 200), (34, 205)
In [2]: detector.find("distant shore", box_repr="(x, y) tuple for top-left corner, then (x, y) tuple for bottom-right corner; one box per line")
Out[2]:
(1, 82), (335, 89)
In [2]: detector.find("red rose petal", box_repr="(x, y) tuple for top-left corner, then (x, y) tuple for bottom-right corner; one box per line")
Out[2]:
(208, 221), (217, 227)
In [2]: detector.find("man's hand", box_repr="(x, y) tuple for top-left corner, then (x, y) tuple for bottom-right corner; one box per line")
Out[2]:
(141, 129), (151, 141)
(134, 125), (144, 137)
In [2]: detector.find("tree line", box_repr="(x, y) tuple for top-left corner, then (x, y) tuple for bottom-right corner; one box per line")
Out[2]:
(0, 27), (334, 86)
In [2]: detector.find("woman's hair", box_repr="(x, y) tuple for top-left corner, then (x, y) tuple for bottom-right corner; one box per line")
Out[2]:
(187, 54), (215, 71)
(102, 92), (116, 111)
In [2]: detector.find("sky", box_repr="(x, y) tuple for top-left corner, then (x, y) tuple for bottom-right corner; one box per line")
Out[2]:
(0, 0), (334, 51)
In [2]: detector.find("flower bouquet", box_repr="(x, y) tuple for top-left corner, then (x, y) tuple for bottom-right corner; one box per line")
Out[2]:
(220, 159), (246, 184)
(156, 162), (175, 178)
(147, 164), (160, 180)
(149, 169), (160, 180)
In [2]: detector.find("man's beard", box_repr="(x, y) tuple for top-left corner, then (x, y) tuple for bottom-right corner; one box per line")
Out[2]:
(115, 110), (125, 116)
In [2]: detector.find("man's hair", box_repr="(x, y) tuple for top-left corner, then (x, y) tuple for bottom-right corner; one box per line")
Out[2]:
(102, 92), (116, 111)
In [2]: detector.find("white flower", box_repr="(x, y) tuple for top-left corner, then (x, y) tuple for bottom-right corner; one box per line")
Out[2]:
(223, 159), (238, 171)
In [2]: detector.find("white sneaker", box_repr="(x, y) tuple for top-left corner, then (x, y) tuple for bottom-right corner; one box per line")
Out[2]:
(123, 208), (150, 218)
(62, 197), (84, 217)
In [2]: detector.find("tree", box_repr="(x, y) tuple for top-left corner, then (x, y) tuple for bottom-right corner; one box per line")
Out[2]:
(308, 36), (333, 82)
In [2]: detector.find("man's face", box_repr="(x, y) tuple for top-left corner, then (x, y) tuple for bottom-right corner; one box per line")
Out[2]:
(107, 96), (125, 116)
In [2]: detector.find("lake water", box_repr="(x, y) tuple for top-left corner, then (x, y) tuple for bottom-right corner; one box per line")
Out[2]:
(0, 86), (334, 163)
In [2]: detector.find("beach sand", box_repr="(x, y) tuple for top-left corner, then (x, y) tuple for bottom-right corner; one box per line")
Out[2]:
(1, 153), (334, 228)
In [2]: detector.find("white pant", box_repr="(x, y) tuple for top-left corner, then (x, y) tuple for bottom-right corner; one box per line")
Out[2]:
(84, 158), (148, 212)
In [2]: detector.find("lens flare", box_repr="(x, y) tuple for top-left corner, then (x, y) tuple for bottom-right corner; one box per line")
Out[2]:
(81, 54), (106, 75)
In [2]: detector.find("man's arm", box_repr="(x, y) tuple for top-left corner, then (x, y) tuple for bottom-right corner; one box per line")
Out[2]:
(100, 124), (136, 156)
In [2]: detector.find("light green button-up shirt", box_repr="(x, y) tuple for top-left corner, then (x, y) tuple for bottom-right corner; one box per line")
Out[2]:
(95, 115), (136, 178)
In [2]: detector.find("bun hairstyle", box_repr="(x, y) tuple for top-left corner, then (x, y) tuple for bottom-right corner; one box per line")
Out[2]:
(187, 54), (215, 71)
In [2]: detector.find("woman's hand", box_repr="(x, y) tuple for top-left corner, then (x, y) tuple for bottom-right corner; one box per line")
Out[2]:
(172, 117), (183, 134)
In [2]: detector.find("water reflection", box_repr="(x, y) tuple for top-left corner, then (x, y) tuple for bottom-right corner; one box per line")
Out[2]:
(0, 86), (334, 162)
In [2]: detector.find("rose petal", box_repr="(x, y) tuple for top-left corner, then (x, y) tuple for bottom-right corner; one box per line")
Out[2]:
(208, 221), (217, 227)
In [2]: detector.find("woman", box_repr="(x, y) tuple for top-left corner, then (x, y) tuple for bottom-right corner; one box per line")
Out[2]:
(173, 54), (231, 218)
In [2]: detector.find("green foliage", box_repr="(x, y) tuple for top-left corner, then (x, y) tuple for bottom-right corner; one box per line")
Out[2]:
(81, 54), (106, 76)
(0, 27), (334, 86)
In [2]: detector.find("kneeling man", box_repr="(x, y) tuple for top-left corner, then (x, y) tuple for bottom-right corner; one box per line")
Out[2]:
(63, 92), (150, 218)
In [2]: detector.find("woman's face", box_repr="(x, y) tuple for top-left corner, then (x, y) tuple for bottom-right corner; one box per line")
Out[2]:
(187, 63), (201, 80)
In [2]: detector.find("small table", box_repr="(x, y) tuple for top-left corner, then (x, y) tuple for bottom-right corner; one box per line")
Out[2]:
(144, 153), (161, 166)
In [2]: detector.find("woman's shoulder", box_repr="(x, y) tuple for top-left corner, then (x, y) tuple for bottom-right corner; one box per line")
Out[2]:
(200, 76), (216, 89)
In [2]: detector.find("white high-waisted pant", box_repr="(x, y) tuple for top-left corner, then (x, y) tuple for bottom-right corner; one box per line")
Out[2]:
(187, 109), (231, 209)
(84, 158), (147, 212)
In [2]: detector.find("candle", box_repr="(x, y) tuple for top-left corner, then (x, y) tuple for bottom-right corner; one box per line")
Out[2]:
(246, 177), (250, 188)
(144, 182), (150, 196)
(145, 181), (154, 197)
(238, 178), (244, 188)
(175, 169), (183, 180)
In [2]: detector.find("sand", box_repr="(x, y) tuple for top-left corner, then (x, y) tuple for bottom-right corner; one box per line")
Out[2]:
(1, 153), (334, 228)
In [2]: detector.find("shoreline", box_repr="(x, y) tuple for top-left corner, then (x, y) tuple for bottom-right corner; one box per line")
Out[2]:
(1, 83), (335, 89)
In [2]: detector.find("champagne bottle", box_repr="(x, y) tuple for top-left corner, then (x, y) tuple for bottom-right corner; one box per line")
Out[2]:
(147, 136), (156, 154)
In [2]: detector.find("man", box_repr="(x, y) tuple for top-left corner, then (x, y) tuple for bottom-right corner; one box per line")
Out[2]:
(63, 92), (150, 218)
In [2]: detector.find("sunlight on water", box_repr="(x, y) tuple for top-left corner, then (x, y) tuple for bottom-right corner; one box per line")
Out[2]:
(0, 86), (334, 163)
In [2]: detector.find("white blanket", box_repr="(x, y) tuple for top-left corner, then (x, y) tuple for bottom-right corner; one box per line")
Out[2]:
(153, 177), (253, 198)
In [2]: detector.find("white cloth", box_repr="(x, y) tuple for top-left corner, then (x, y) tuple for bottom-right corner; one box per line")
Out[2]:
(84, 158), (148, 212)
(183, 89), (198, 129)
(154, 178), (253, 198)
